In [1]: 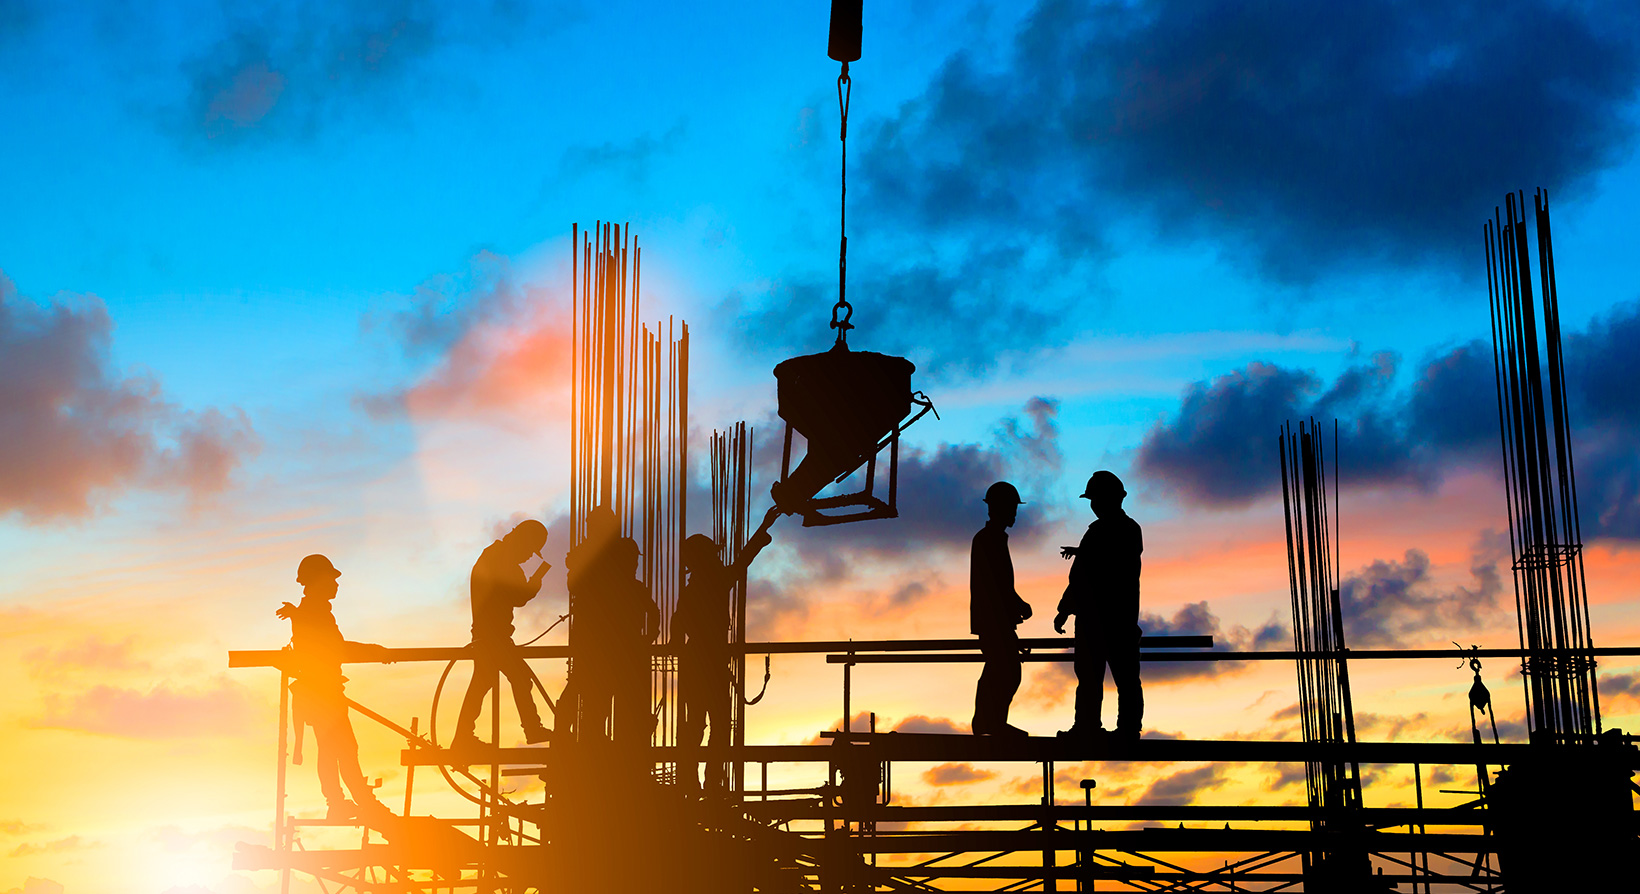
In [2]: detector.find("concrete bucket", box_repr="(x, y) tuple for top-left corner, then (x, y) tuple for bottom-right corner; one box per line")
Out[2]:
(770, 343), (924, 520)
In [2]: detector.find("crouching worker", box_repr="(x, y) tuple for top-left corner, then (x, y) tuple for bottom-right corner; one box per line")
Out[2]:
(452, 519), (552, 751)
(971, 482), (1033, 738)
(675, 510), (776, 791)
(277, 554), (391, 820)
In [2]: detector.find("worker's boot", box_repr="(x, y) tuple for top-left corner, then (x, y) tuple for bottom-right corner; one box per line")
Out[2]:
(523, 724), (551, 745)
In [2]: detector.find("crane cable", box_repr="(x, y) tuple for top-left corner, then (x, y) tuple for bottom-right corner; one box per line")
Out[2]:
(830, 61), (854, 345)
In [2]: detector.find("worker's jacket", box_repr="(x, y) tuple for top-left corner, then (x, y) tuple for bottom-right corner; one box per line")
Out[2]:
(286, 596), (347, 693)
(675, 562), (734, 671)
(1056, 512), (1143, 624)
(470, 540), (539, 642)
(970, 523), (1029, 637)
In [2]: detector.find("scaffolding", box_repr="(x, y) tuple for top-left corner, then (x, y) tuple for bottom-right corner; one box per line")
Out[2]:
(226, 203), (1639, 891)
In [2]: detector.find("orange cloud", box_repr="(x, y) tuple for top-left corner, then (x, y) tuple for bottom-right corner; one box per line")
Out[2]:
(32, 677), (260, 739)
(921, 762), (996, 786)
(403, 306), (574, 420)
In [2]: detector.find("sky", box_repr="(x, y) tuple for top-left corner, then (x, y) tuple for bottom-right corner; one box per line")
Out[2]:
(3, 0), (1640, 891)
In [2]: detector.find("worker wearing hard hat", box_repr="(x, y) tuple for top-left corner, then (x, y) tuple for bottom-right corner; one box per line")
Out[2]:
(451, 519), (553, 751)
(276, 554), (391, 819)
(970, 481), (1034, 738)
(675, 513), (776, 790)
(1054, 471), (1144, 745)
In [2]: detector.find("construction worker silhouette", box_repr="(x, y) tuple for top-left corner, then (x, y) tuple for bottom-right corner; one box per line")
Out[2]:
(276, 554), (389, 819)
(572, 536), (658, 744)
(675, 515), (776, 790)
(971, 482), (1033, 738)
(1054, 471), (1144, 744)
(556, 506), (619, 741)
(451, 519), (551, 750)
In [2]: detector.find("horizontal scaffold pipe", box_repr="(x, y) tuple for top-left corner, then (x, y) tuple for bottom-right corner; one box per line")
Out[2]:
(827, 646), (1640, 663)
(791, 828), (1500, 854)
(226, 635), (1212, 668)
(400, 736), (1545, 767)
(741, 803), (1492, 825)
(229, 640), (1640, 669)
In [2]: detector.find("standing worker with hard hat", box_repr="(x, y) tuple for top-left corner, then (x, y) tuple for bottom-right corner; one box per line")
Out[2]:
(1054, 471), (1144, 744)
(674, 510), (777, 791)
(451, 519), (553, 751)
(970, 482), (1034, 738)
(276, 554), (391, 819)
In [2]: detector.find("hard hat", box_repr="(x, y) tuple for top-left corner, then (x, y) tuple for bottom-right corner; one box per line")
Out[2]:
(983, 481), (1025, 505)
(296, 554), (340, 585)
(585, 505), (618, 539)
(1079, 471), (1126, 499)
(511, 519), (548, 551)
(682, 534), (720, 560)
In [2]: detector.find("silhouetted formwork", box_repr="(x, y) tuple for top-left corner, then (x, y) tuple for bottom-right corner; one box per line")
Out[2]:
(226, 177), (1636, 889)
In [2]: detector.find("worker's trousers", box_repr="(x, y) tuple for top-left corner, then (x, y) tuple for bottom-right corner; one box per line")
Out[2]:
(1073, 620), (1143, 732)
(973, 632), (1022, 731)
(297, 686), (372, 806)
(456, 638), (543, 737)
(678, 656), (732, 789)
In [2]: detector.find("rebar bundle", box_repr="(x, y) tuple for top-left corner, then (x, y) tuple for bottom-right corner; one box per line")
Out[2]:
(1278, 420), (1362, 836)
(568, 221), (689, 747)
(711, 422), (754, 790)
(1485, 190), (1600, 744)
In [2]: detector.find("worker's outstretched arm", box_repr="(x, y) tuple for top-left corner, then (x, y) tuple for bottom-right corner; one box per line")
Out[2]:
(731, 506), (783, 576)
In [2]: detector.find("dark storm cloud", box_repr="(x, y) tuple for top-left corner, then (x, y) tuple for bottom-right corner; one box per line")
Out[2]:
(857, 0), (1640, 281)
(1136, 300), (1640, 539)
(0, 274), (259, 522)
(1339, 544), (1503, 648)
(172, 0), (558, 144)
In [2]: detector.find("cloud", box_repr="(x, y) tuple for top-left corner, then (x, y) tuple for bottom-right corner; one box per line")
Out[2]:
(723, 245), (1072, 375)
(557, 119), (688, 184)
(8, 836), (96, 858)
(1598, 672), (1640, 704)
(24, 636), (151, 681)
(1339, 542), (1503, 647)
(856, 0), (1640, 281)
(921, 762), (996, 786)
(1136, 301), (1640, 539)
(1135, 352), (1445, 506)
(0, 273), (259, 522)
(1134, 765), (1229, 805)
(776, 397), (1061, 566)
(891, 715), (969, 736)
(1264, 763), (1307, 791)
(0, 820), (35, 836)
(33, 677), (260, 739)
(171, 0), (555, 145)
(363, 252), (573, 420)
(1354, 711), (1430, 741)
(1024, 600), (1289, 703)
